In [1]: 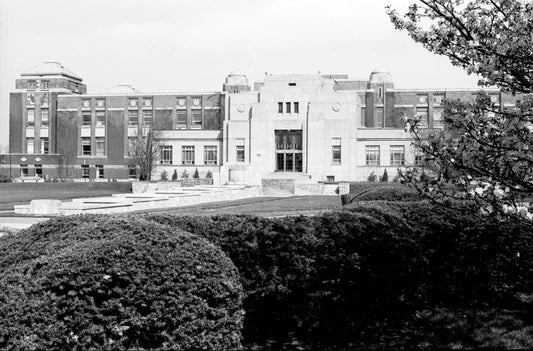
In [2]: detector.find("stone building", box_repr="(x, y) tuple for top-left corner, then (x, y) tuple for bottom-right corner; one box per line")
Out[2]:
(2, 61), (517, 185)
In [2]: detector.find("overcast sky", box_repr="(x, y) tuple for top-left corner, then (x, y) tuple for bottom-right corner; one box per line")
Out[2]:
(0, 0), (480, 149)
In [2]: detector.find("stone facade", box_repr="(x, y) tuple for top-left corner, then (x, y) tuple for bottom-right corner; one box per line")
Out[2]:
(2, 61), (518, 184)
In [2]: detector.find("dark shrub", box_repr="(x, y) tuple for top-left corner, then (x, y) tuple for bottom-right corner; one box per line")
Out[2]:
(142, 212), (426, 348)
(0, 215), (243, 351)
(353, 186), (424, 202)
(348, 181), (406, 195)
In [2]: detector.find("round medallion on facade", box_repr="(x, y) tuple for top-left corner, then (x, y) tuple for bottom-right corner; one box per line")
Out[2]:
(97, 100), (104, 107)
(193, 99), (200, 106)
(129, 100), (137, 107)
(237, 104), (245, 113)
(83, 101), (90, 107)
(144, 100), (151, 107)
(419, 96), (426, 103)
(178, 99), (186, 106)
(332, 102), (341, 112)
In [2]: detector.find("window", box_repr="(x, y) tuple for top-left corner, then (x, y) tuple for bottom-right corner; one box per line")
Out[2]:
(27, 109), (35, 123)
(236, 139), (245, 162)
(81, 165), (90, 179)
(41, 109), (49, 122)
(326, 176), (335, 183)
(294, 102), (299, 114)
(35, 164), (42, 178)
(332, 138), (341, 165)
(128, 110), (139, 126)
(128, 138), (136, 156)
(27, 93), (35, 105)
(376, 107), (384, 128)
(20, 164), (28, 177)
(41, 93), (49, 106)
(128, 165), (137, 179)
(28, 81), (36, 89)
(40, 138), (49, 154)
(417, 107), (429, 127)
(361, 107), (366, 127)
(365, 145), (380, 166)
(390, 145), (405, 166)
(82, 111), (92, 126)
(415, 147), (425, 166)
(96, 165), (104, 179)
(278, 102), (283, 114)
(82, 138), (91, 156)
(143, 110), (153, 126)
(96, 138), (105, 157)
(191, 110), (202, 129)
(288, 82), (296, 86)
(286, 102), (291, 114)
(160, 145), (173, 164)
(41, 81), (50, 89)
(204, 146), (217, 165)
(182, 146), (195, 165)
(433, 107), (444, 128)
(177, 110), (187, 128)
(95, 111), (106, 127)
(26, 138), (34, 154)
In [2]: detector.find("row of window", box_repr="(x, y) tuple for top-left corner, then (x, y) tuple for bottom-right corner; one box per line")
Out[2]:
(19, 164), (43, 177)
(364, 145), (425, 166)
(81, 165), (105, 179)
(27, 108), (49, 124)
(27, 80), (50, 90)
(158, 145), (220, 165)
(81, 137), (106, 156)
(360, 106), (444, 128)
(278, 102), (300, 114)
(26, 138), (49, 154)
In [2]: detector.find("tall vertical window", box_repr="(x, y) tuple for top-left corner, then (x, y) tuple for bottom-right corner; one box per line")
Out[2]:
(40, 138), (49, 154)
(417, 107), (429, 128)
(27, 109), (35, 123)
(204, 146), (218, 165)
(26, 138), (34, 154)
(361, 107), (366, 127)
(41, 109), (49, 123)
(143, 110), (153, 126)
(128, 138), (137, 156)
(82, 111), (92, 126)
(390, 145), (405, 166)
(182, 146), (195, 165)
(294, 102), (299, 114)
(128, 110), (139, 126)
(160, 145), (173, 164)
(365, 145), (380, 165)
(82, 138), (91, 156)
(376, 107), (384, 128)
(332, 138), (341, 165)
(415, 147), (425, 166)
(278, 102), (283, 114)
(20, 164), (28, 177)
(191, 110), (202, 129)
(236, 139), (245, 162)
(286, 102), (291, 114)
(41, 81), (50, 89)
(95, 111), (106, 127)
(433, 107), (444, 128)
(81, 165), (90, 179)
(96, 165), (104, 179)
(177, 110), (187, 128)
(96, 138), (105, 157)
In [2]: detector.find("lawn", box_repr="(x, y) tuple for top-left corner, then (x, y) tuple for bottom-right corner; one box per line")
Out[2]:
(133, 195), (343, 217)
(0, 182), (132, 211)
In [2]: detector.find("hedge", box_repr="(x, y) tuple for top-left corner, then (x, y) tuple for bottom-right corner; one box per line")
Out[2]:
(0, 215), (243, 351)
(341, 186), (424, 205)
(141, 212), (426, 348)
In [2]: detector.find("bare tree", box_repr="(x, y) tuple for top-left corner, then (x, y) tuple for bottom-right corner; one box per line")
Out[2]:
(131, 128), (163, 181)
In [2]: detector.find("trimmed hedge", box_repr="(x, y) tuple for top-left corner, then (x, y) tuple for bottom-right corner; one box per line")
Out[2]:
(342, 186), (424, 205)
(142, 212), (426, 348)
(344, 201), (533, 307)
(0, 215), (243, 351)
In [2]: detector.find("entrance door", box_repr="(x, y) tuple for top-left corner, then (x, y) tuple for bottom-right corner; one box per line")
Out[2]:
(275, 130), (303, 172)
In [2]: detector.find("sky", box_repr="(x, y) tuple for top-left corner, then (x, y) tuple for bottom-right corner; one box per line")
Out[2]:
(0, 0), (481, 149)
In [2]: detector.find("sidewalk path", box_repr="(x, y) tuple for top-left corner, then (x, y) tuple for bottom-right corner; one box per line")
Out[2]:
(0, 217), (50, 233)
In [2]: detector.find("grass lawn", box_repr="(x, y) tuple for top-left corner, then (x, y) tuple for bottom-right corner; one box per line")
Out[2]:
(0, 182), (132, 211)
(134, 195), (343, 217)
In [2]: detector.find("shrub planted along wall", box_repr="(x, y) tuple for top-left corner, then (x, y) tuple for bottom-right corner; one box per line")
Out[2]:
(0, 215), (243, 351)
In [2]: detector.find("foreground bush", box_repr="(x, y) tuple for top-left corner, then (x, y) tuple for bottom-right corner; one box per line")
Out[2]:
(342, 186), (423, 205)
(142, 212), (425, 348)
(345, 201), (533, 307)
(0, 215), (243, 350)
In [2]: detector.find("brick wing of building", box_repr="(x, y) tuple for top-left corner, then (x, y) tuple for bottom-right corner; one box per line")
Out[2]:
(1, 62), (517, 184)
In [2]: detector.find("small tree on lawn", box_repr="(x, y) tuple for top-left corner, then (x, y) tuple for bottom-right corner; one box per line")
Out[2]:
(387, 0), (533, 219)
(172, 169), (178, 181)
(193, 168), (200, 179)
(367, 171), (377, 183)
(131, 128), (163, 181)
(160, 170), (168, 181)
(205, 170), (213, 179)
(381, 169), (389, 182)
